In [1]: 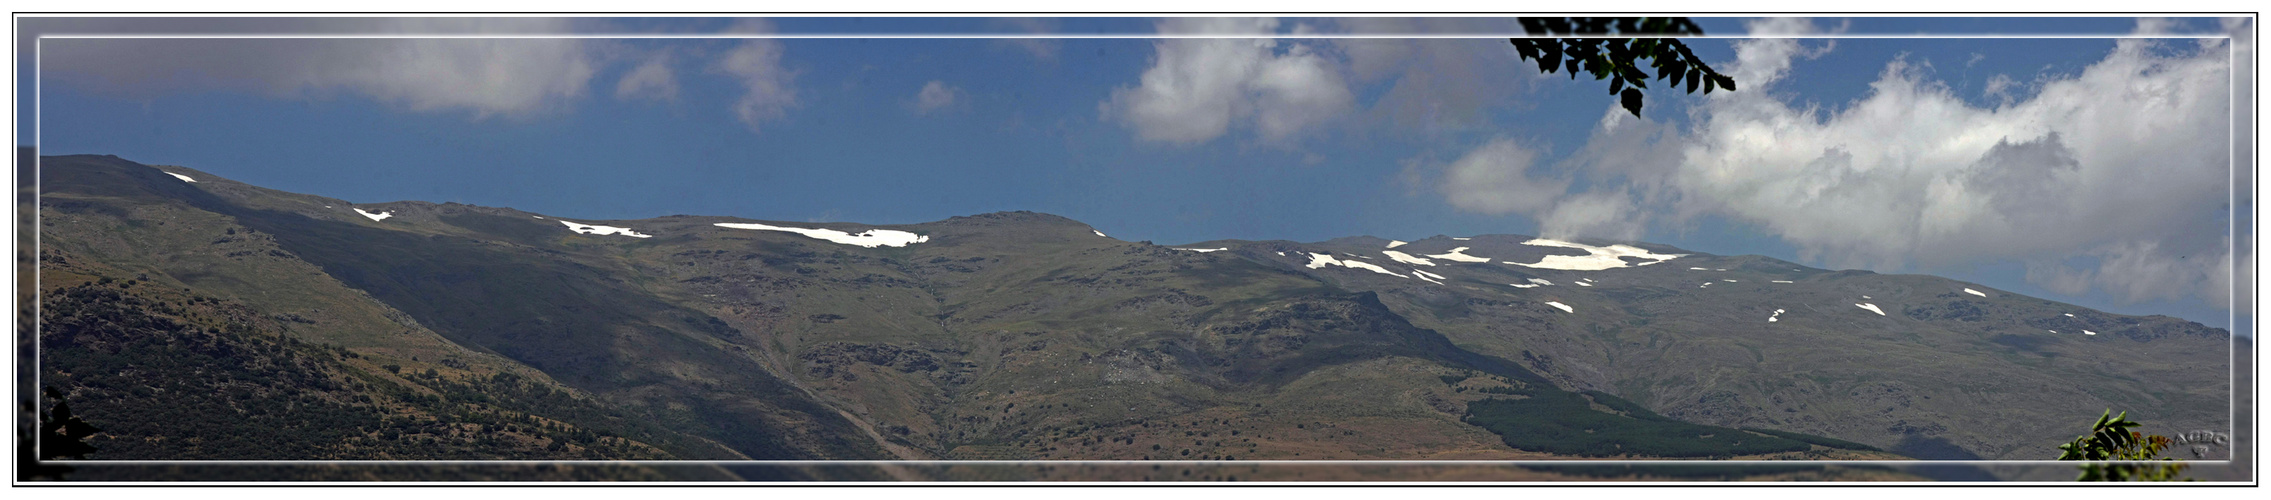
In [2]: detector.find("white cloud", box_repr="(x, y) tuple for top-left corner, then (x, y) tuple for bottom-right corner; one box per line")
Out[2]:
(1552, 18), (2235, 309)
(42, 18), (601, 118)
(614, 51), (679, 101)
(991, 17), (1060, 61)
(1435, 138), (1567, 216)
(913, 80), (963, 114)
(1331, 18), (1533, 135)
(714, 38), (798, 132)
(1428, 18), (2243, 309)
(1101, 18), (1353, 145)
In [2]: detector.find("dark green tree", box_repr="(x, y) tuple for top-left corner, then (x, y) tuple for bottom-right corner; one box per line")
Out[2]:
(40, 387), (101, 460)
(2055, 409), (2189, 481)
(1507, 17), (1737, 117)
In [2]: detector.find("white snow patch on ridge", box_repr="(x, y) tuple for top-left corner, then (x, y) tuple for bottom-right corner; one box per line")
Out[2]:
(1574, 281), (1592, 287)
(559, 220), (652, 238)
(1527, 278), (1553, 286)
(164, 172), (197, 183)
(1427, 247), (1492, 263)
(1508, 283), (1538, 289)
(1507, 239), (1682, 270)
(1964, 288), (1987, 297)
(1414, 269), (1447, 281)
(1771, 280), (1794, 283)
(1176, 248), (1228, 253)
(354, 208), (393, 222)
(1855, 303), (1885, 316)
(1452, 237), (1471, 241)
(2083, 330), (2097, 336)
(1386, 240), (1408, 248)
(1307, 252), (1407, 278)
(1094, 229), (1109, 238)
(1768, 308), (1786, 323)
(714, 222), (929, 248)
(1383, 250), (1436, 266)
(1543, 301), (1573, 313)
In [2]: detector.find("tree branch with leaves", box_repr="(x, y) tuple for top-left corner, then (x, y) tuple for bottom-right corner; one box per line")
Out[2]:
(2055, 409), (2189, 481)
(1507, 17), (1737, 117)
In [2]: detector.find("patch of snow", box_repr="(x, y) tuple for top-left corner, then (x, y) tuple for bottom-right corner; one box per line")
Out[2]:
(1716, 268), (1727, 272)
(1339, 259), (1407, 278)
(1307, 252), (1407, 278)
(1862, 295), (1872, 299)
(1414, 269), (1447, 281)
(714, 222), (930, 248)
(164, 172), (197, 183)
(2049, 330), (2059, 334)
(2064, 313), (2075, 317)
(1543, 301), (1573, 313)
(1414, 273), (1444, 285)
(532, 216), (543, 219)
(559, 220), (653, 238)
(1383, 250), (1437, 266)
(1509, 283), (1539, 289)
(1452, 237), (1472, 241)
(2083, 330), (2097, 336)
(1855, 303), (1885, 316)
(1771, 280), (1794, 283)
(1769, 309), (1785, 322)
(1507, 238), (1684, 271)
(1386, 240), (1408, 248)
(1527, 278), (1553, 286)
(1964, 288), (1987, 297)
(1094, 229), (1109, 238)
(353, 208), (393, 222)
(1427, 247), (1492, 263)
(1276, 251), (1286, 256)
(1690, 267), (1710, 271)
(1574, 281), (1592, 287)
(1723, 279), (1738, 283)
(1175, 248), (1228, 253)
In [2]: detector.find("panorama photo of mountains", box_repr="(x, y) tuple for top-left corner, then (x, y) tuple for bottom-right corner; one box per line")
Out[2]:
(13, 15), (2257, 483)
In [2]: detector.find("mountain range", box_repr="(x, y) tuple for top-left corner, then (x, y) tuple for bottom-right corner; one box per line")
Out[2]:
(26, 153), (2237, 477)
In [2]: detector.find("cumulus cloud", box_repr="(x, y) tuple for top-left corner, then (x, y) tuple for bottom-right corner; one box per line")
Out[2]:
(1101, 17), (1354, 145)
(1435, 138), (1567, 216)
(1427, 18), (2243, 309)
(714, 38), (798, 132)
(614, 50), (679, 101)
(41, 18), (602, 118)
(991, 17), (1060, 61)
(1330, 18), (1534, 135)
(912, 80), (963, 114)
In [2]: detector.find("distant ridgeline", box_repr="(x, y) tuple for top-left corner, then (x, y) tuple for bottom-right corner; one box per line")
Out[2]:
(30, 153), (2228, 470)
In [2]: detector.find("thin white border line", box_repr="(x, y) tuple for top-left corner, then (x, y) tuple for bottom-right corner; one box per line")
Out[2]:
(20, 29), (2253, 472)
(41, 459), (2242, 465)
(27, 33), (2244, 39)
(32, 33), (44, 465)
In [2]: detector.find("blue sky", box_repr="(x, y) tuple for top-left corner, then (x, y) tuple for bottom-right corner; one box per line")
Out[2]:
(17, 16), (2255, 332)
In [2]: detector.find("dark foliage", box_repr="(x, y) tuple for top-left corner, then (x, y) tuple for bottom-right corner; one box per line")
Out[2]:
(1739, 427), (1884, 452)
(1463, 389), (1812, 458)
(1507, 17), (1736, 116)
(37, 282), (696, 460)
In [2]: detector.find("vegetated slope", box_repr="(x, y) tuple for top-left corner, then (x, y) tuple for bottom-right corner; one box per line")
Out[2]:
(36, 155), (883, 462)
(35, 154), (2225, 464)
(1242, 235), (2231, 460)
(34, 263), (701, 460)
